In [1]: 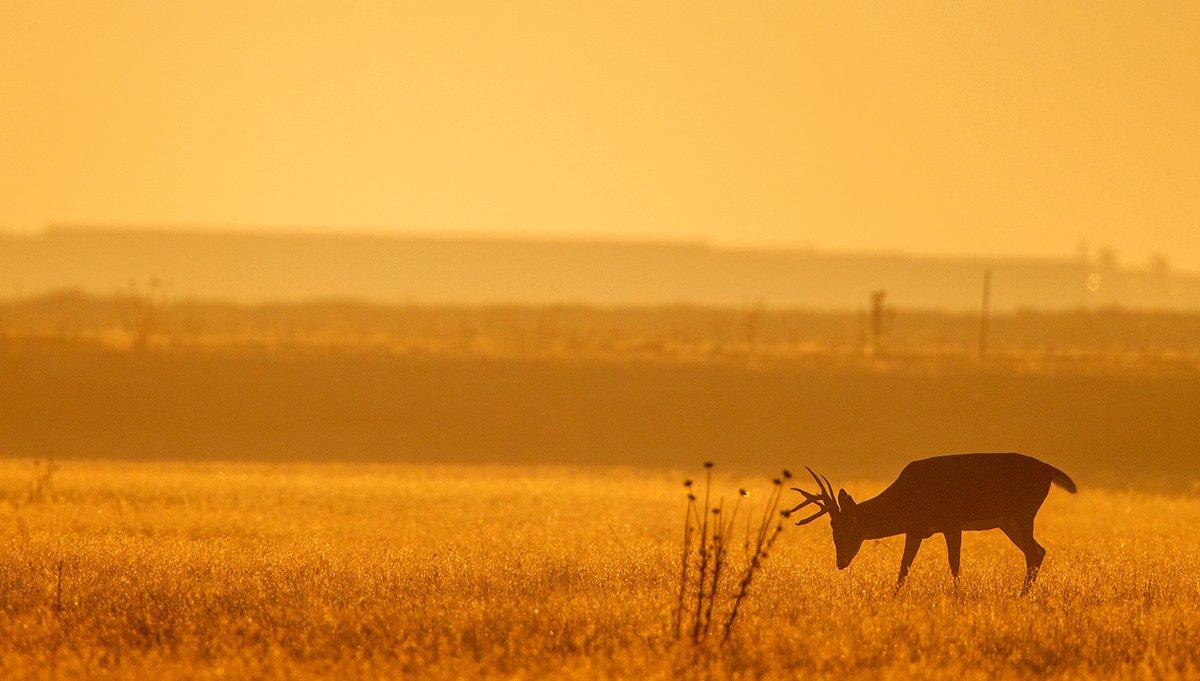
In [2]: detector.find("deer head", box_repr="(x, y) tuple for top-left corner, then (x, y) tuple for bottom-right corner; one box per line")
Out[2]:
(786, 467), (863, 570)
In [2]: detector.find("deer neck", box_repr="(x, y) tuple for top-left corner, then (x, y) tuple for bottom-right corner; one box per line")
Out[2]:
(850, 494), (907, 540)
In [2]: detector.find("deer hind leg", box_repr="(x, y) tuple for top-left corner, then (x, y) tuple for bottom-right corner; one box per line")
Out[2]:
(1001, 519), (1045, 594)
(944, 529), (962, 585)
(895, 533), (922, 596)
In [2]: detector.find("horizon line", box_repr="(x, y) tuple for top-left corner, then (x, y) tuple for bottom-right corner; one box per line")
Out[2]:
(2, 221), (1180, 275)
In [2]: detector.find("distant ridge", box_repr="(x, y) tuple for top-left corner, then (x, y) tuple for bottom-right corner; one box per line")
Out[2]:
(2, 226), (1198, 310)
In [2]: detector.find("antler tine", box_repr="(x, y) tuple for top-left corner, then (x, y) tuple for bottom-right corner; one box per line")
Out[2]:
(782, 498), (814, 514)
(784, 487), (827, 515)
(820, 474), (839, 512)
(805, 466), (836, 506)
(804, 466), (827, 499)
(804, 465), (842, 516)
(793, 507), (829, 526)
(790, 488), (823, 501)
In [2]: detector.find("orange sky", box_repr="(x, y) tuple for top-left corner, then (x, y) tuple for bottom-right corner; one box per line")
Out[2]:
(2, 2), (1197, 268)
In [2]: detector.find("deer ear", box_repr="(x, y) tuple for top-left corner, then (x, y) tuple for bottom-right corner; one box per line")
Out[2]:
(838, 488), (856, 510)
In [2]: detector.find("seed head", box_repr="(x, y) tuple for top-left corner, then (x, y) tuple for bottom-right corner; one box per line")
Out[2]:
(683, 479), (693, 488)
(687, 493), (696, 501)
(772, 478), (782, 486)
(703, 461), (714, 469)
(739, 488), (748, 497)
(782, 469), (793, 479)
(712, 508), (721, 515)
(780, 510), (792, 518)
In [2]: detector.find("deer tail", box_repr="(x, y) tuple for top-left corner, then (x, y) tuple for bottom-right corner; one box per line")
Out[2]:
(1047, 465), (1077, 494)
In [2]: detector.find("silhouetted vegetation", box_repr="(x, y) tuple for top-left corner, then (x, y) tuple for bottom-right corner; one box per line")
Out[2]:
(2, 294), (1199, 487)
(4, 291), (1200, 361)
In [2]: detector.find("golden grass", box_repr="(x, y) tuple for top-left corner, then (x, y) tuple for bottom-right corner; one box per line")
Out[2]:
(1, 460), (1198, 679)
(6, 295), (1200, 368)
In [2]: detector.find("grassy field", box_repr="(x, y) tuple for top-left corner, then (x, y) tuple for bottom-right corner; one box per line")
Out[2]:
(4, 341), (1200, 485)
(5, 297), (1200, 485)
(3, 300), (1199, 677)
(7, 293), (1200, 360)
(2, 460), (1197, 679)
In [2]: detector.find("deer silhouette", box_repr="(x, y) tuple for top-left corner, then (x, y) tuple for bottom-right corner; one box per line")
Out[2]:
(789, 453), (1076, 594)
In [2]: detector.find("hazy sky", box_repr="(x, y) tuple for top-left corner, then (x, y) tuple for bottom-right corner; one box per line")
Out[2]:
(2, 2), (1197, 267)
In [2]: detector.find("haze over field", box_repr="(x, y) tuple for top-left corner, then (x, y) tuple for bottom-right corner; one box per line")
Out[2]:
(3, 2), (1198, 267)
(4, 227), (1200, 309)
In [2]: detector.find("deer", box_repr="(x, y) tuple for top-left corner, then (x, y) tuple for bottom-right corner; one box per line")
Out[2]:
(787, 453), (1077, 594)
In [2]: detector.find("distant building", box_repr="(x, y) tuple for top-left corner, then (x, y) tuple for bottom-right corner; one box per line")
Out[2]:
(2, 226), (1199, 310)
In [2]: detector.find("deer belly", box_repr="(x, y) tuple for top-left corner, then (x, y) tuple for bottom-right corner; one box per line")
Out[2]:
(960, 518), (1002, 532)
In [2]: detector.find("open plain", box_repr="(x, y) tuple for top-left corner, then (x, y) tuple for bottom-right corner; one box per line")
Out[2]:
(2, 460), (1198, 679)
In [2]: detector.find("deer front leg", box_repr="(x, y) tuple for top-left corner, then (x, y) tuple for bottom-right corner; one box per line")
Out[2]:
(895, 533), (922, 595)
(944, 529), (962, 582)
(1001, 519), (1046, 595)
(944, 529), (963, 595)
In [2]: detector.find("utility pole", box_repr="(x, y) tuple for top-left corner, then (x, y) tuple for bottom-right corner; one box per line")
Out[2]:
(979, 267), (992, 361)
(869, 290), (887, 358)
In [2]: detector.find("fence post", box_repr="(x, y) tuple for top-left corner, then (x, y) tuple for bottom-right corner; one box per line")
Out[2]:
(979, 267), (992, 360)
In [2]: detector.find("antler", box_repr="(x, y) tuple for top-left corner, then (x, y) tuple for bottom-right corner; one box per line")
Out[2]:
(784, 466), (839, 525)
